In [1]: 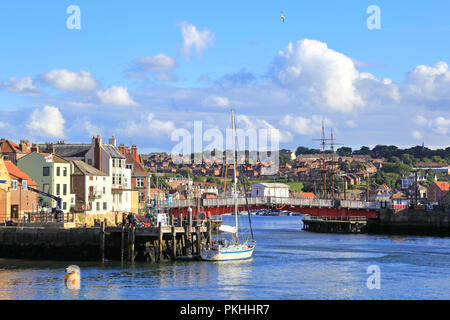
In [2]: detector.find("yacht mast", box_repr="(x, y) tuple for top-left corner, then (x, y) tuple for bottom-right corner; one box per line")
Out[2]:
(231, 109), (239, 243)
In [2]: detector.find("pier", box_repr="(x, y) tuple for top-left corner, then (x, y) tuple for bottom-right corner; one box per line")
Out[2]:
(0, 212), (214, 262)
(302, 215), (367, 233)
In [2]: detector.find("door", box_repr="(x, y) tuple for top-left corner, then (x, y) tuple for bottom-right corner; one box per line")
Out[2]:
(11, 205), (19, 220)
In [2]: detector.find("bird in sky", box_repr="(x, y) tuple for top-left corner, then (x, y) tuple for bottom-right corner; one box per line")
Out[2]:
(281, 11), (285, 22)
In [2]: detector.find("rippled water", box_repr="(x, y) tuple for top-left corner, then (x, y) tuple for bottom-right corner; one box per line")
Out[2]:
(1, 216), (449, 300)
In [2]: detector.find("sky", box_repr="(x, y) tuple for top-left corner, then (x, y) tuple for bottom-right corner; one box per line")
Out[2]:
(0, 0), (449, 154)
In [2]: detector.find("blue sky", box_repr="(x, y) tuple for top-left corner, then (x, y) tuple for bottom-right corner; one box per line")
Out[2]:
(0, 1), (449, 153)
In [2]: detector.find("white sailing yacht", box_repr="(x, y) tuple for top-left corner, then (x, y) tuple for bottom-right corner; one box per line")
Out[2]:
(200, 109), (256, 261)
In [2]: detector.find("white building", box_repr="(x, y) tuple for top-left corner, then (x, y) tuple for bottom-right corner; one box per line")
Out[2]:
(401, 173), (427, 190)
(71, 160), (112, 214)
(251, 183), (289, 198)
(85, 136), (132, 212)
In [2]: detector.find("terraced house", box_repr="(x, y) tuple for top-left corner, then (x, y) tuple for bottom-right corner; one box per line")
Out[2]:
(17, 152), (71, 213)
(71, 160), (112, 214)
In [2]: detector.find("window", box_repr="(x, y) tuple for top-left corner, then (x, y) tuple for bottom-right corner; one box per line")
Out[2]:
(103, 202), (107, 210)
(11, 180), (18, 190)
(63, 184), (67, 196)
(56, 184), (61, 195)
(89, 176), (93, 181)
(103, 186), (106, 194)
(56, 167), (60, 176)
(139, 192), (145, 202)
(43, 184), (50, 193)
(43, 167), (50, 176)
(63, 167), (67, 176)
(112, 174), (116, 185)
(63, 202), (67, 210)
(118, 174), (122, 185)
(137, 177), (145, 188)
(96, 202), (100, 211)
(87, 159), (92, 165)
(126, 164), (132, 170)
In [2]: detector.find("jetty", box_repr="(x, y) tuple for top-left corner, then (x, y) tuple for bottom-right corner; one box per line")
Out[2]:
(302, 215), (367, 233)
(0, 210), (214, 262)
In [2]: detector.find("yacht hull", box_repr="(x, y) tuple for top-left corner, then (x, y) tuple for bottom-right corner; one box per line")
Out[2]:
(201, 245), (255, 261)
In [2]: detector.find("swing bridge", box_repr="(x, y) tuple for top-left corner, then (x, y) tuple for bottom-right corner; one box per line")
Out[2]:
(158, 196), (381, 219)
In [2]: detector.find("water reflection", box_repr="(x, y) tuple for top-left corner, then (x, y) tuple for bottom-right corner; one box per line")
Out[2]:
(0, 216), (450, 299)
(215, 259), (254, 300)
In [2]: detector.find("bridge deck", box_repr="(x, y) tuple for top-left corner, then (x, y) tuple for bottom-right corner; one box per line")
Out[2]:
(157, 197), (381, 219)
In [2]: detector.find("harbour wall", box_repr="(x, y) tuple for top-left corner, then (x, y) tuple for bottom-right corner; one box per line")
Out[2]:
(367, 208), (450, 236)
(0, 226), (102, 261)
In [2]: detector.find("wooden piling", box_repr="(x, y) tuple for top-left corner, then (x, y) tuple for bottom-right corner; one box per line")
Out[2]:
(158, 222), (163, 262)
(120, 225), (125, 262)
(196, 225), (201, 255)
(127, 225), (132, 261)
(130, 225), (136, 262)
(172, 226), (177, 259)
(207, 220), (212, 248)
(100, 221), (106, 262)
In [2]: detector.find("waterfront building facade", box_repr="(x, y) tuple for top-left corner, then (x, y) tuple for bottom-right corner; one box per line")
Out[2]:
(3, 160), (39, 220)
(85, 136), (132, 212)
(71, 160), (112, 214)
(0, 158), (11, 223)
(17, 152), (71, 213)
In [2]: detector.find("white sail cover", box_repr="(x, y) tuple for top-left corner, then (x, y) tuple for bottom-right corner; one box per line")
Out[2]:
(218, 224), (237, 234)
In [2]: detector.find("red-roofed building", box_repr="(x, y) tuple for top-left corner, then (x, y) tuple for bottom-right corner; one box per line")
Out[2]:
(427, 181), (450, 203)
(299, 192), (316, 199)
(3, 160), (39, 220)
(0, 139), (31, 164)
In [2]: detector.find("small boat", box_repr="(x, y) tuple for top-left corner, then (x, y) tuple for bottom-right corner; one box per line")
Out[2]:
(201, 109), (256, 261)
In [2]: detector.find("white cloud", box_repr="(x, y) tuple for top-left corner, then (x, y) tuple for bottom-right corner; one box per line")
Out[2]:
(121, 113), (175, 138)
(96, 86), (137, 106)
(414, 115), (429, 126)
(271, 39), (365, 113)
(202, 96), (231, 108)
(282, 114), (331, 135)
(237, 114), (293, 143)
(413, 115), (450, 136)
(4, 77), (39, 94)
(404, 61), (450, 101)
(84, 121), (102, 137)
(0, 122), (8, 129)
(178, 21), (215, 57)
(132, 54), (177, 72)
(412, 130), (423, 140)
(435, 117), (450, 135)
(26, 105), (65, 138)
(155, 73), (177, 82)
(41, 69), (98, 91)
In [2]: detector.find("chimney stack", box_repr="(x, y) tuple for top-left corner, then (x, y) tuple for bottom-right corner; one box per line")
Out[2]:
(45, 143), (55, 154)
(31, 144), (39, 153)
(132, 145), (138, 162)
(93, 135), (102, 172)
(109, 135), (116, 147)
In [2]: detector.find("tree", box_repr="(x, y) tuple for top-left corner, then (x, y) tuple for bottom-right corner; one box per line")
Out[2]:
(354, 146), (372, 155)
(337, 147), (352, 156)
(400, 153), (415, 166)
(340, 162), (350, 172)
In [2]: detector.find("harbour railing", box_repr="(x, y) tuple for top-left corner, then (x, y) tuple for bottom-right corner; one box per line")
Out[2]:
(158, 196), (381, 211)
(303, 215), (368, 222)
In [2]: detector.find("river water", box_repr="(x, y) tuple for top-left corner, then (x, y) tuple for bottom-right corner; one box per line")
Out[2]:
(0, 215), (449, 300)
